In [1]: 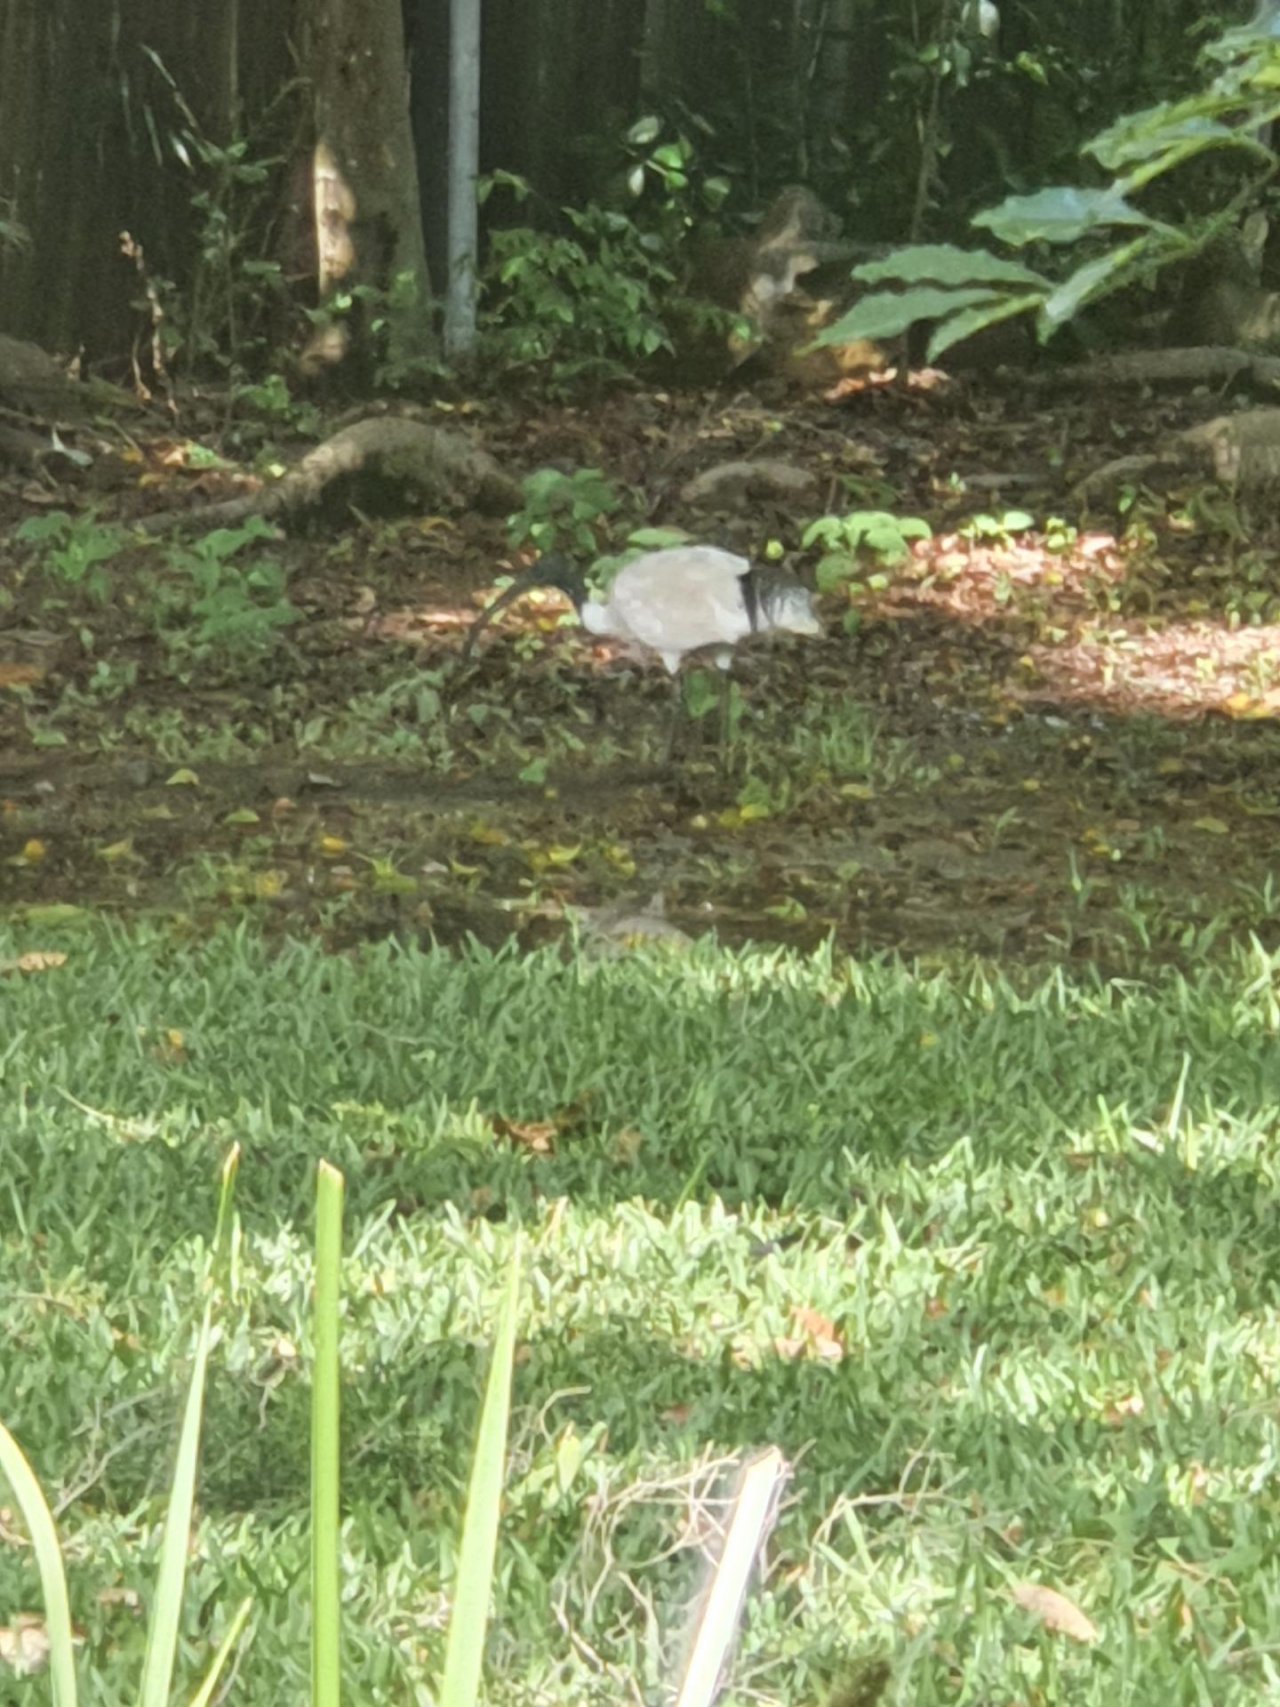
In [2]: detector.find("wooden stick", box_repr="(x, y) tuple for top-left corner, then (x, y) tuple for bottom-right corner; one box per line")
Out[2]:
(674, 1448), (788, 1707)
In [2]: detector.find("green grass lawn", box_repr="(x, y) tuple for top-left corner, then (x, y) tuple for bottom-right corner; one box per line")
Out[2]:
(4, 922), (1280, 1704)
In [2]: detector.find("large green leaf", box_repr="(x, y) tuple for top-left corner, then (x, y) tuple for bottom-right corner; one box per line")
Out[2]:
(1041, 236), (1160, 328)
(1120, 138), (1271, 200)
(1088, 106), (1248, 172)
(816, 286), (1005, 347)
(1210, 9), (1280, 55)
(853, 243), (1047, 289)
(927, 291), (1046, 361)
(974, 186), (1156, 247)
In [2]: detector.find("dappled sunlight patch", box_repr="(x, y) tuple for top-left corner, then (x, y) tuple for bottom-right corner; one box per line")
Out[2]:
(1016, 619), (1280, 720)
(362, 601), (482, 641)
(11, 924), (1280, 1697)
(866, 528), (1128, 626)
(858, 521), (1280, 725)
(364, 589), (620, 670)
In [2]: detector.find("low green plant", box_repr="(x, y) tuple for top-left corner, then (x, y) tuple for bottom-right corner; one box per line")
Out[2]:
(0, 1147), (246, 1707)
(476, 120), (743, 395)
(81, 659), (141, 701)
(295, 670), (451, 763)
(232, 372), (323, 436)
(337, 272), (445, 391)
(15, 510), (131, 604)
(1043, 515), (1079, 552)
(617, 111), (731, 243)
(803, 509), (933, 626)
(507, 467), (623, 559)
(135, 47), (293, 379)
(958, 509), (1036, 545)
(154, 518), (298, 665)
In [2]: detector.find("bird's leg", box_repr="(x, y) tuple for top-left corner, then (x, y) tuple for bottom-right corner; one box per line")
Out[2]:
(661, 671), (687, 764)
(717, 668), (733, 753)
(716, 656), (746, 768)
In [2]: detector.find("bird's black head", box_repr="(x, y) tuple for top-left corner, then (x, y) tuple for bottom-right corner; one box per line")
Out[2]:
(526, 553), (588, 609)
(462, 553), (588, 660)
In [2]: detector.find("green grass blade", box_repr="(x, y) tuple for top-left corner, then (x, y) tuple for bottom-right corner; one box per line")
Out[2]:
(137, 1303), (213, 1707)
(439, 1242), (522, 1707)
(312, 1161), (345, 1707)
(211, 1143), (242, 1275)
(0, 1423), (78, 1707)
(138, 1148), (237, 1707)
(186, 1596), (252, 1707)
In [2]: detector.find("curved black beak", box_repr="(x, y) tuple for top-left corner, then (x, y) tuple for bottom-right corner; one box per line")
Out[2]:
(461, 564), (543, 662)
(461, 554), (581, 661)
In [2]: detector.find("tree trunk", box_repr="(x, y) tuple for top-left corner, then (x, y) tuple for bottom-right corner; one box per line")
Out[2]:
(298, 0), (434, 368)
(444, 0), (480, 355)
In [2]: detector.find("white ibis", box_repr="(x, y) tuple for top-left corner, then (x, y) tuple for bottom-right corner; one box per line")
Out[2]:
(462, 544), (821, 753)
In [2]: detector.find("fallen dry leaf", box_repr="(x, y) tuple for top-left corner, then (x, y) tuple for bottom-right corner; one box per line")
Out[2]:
(493, 1117), (557, 1153)
(611, 1126), (645, 1164)
(95, 1585), (141, 1611)
(8, 838), (47, 867)
(1101, 1390), (1145, 1425)
(0, 663), (45, 689)
(1011, 1581), (1099, 1644)
(0, 951), (67, 977)
(488, 1093), (596, 1156)
(775, 1305), (844, 1362)
(793, 1305), (843, 1346)
(0, 1616), (50, 1675)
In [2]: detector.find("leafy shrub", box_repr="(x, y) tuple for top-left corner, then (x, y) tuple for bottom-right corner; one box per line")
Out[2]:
(480, 204), (688, 387)
(818, 10), (1280, 361)
(507, 467), (623, 559)
(478, 131), (739, 394)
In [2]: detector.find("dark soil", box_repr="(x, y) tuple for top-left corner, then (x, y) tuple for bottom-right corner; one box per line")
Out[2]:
(5, 370), (1280, 970)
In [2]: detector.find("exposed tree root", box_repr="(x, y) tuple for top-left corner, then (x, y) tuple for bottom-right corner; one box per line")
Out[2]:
(135, 415), (523, 534)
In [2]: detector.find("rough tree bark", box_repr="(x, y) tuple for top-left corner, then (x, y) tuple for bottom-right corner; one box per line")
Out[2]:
(444, 0), (481, 356)
(297, 0), (434, 370)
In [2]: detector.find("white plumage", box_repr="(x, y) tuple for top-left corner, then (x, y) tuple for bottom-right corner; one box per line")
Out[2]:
(582, 545), (818, 671)
(465, 545), (820, 672)
(462, 544), (821, 756)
